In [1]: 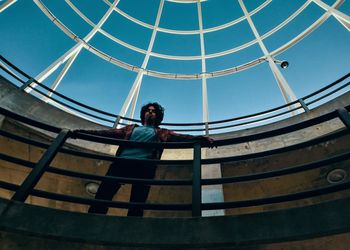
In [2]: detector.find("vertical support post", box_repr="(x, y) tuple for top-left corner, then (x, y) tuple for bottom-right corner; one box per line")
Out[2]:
(239, 0), (299, 115)
(11, 129), (70, 202)
(20, 78), (35, 91)
(128, 83), (142, 125)
(192, 142), (202, 217)
(197, 0), (210, 135)
(337, 108), (350, 128)
(204, 122), (209, 136)
(298, 98), (310, 112)
(117, 0), (164, 125)
(113, 115), (122, 128)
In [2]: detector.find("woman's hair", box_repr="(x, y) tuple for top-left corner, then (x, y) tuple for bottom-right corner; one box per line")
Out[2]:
(140, 102), (165, 126)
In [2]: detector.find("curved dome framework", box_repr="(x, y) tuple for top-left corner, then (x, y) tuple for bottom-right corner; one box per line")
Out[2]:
(1, 2), (350, 247)
(0, 0), (350, 133)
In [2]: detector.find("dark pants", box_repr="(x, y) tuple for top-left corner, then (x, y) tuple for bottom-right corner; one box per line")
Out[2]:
(88, 160), (156, 217)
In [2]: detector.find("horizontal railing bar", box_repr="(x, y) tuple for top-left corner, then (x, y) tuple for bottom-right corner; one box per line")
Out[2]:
(0, 56), (33, 79)
(0, 56), (124, 120)
(2, 143), (350, 187)
(165, 72), (350, 127)
(202, 180), (350, 210)
(73, 107), (349, 148)
(2, 143), (349, 188)
(1, 112), (349, 165)
(2, 177), (350, 212)
(206, 106), (301, 132)
(60, 149), (193, 165)
(74, 132), (200, 149)
(1, 54), (349, 129)
(0, 180), (192, 210)
(0, 180), (18, 191)
(211, 111), (340, 147)
(0, 129), (50, 148)
(0, 152), (193, 186)
(302, 72), (350, 100)
(28, 76), (350, 129)
(305, 81), (350, 107)
(0, 129), (194, 165)
(202, 150), (350, 185)
(26, 87), (115, 124)
(202, 128), (350, 164)
(0, 106), (61, 133)
(31, 189), (192, 211)
(2, 126), (348, 166)
(166, 104), (301, 132)
(0, 64), (26, 84)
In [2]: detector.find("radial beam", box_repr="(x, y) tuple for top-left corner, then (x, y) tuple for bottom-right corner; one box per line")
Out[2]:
(128, 83), (142, 124)
(33, 0), (344, 80)
(101, 0), (271, 35)
(238, 0), (298, 110)
(29, 0), (120, 95)
(70, 0), (300, 61)
(115, 0), (165, 128)
(312, 0), (350, 31)
(197, 0), (209, 135)
(0, 0), (17, 13)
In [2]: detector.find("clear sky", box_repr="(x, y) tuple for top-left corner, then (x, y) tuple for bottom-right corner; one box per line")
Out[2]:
(1, 0), (350, 133)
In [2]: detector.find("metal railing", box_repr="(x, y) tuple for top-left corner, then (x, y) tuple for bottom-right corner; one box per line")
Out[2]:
(0, 105), (350, 217)
(1, 55), (350, 133)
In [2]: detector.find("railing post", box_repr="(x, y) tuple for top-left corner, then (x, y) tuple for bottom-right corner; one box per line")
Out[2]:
(11, 129), (70, 202)
(298, 98), (310, 112)
(19, 77), (35, 91)
(192, 142), (202, 217)
(337, 108), (350, 128)
(204, 122), (209, 136)
(113, 115), (121, 128)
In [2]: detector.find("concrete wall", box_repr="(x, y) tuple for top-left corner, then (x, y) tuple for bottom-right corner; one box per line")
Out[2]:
(1, 76), (350, 248)
(1, 76), (350, 217)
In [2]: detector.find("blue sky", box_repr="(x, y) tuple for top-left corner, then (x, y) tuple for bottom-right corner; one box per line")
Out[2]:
(1, 0), (350, 133)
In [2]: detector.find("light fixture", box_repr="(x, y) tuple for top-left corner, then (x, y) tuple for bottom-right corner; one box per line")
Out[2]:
(280, 61), (289, 69)
(85, 182), (100, 196)
(326, 169), (347, 184)
(261, 58), (289, 69)
(274, 59), (289, 69)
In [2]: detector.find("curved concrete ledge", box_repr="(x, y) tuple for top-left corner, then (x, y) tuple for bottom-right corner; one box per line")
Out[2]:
(1, 197), (350, 248)
(1, 75), (350, 139)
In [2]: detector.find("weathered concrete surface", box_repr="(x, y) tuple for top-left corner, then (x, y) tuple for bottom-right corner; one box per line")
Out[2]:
(220, 134), (350, 215)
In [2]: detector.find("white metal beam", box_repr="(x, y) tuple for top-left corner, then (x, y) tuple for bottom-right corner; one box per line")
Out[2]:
(29, 0), (120, 94)
(197, 0), (209, 135)
(115, 0), (164, 128)
(238, 0), (299, 111)
(71, 1), (280, 62)
(128, 82), (142, 124)
(312, 0), (350, 31)
(101, 0), (271, 35)
(33, 0), (344, 80)
(0, 0), (17, 13)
